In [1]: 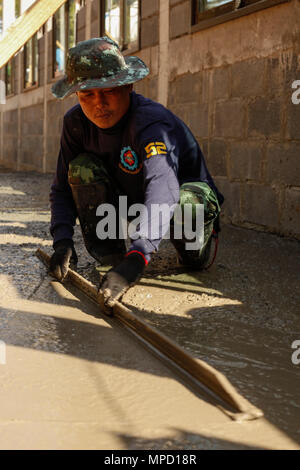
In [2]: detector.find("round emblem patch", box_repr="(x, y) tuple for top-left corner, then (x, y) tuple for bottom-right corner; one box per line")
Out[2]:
(119, 146), (142, 174)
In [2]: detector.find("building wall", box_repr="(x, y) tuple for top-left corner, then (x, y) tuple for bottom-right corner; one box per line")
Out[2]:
(134, 0), (159, 101)
(166, 0), (300, 238)
(3, 108), (18, 168)
(0, 0), (299, 240)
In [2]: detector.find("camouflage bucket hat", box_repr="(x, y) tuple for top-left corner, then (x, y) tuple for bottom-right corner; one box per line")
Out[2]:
(51, 36), (149, 99)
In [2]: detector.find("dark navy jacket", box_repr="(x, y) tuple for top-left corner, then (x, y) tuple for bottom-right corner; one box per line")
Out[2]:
(50, 91), (223, 260)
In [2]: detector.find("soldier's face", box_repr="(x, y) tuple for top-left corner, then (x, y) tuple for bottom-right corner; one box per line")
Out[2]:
(76, 85), (132, 129)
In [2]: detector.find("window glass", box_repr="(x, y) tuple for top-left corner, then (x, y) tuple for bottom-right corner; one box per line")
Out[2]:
(24, 34), (38, 88)
(68, 0), (77, 48)
(5, 60), (13, 95)
(15, 0), (21, 18)
(54, 1), (78, 77)
(198, 0), (233, 11)
(124, 0), (138, 48)
(54, 4), (66, 77)
(0, 1), (3, 35)
(25, 38), (33, 88)
(33, 34), (38, 85)
(105, 0), (121, 45)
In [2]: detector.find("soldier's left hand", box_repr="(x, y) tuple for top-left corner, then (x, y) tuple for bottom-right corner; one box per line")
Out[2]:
(99, 252), (146, 312)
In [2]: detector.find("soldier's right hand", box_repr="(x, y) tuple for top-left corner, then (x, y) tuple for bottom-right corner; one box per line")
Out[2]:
(49, 239), (78, 281)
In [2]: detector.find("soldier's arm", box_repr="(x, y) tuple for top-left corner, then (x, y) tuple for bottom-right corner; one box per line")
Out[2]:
(127, 138), (180, 261)
(99, 136), (180, 312)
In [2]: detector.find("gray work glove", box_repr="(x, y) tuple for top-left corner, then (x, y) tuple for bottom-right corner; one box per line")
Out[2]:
(99, 252), (146, 313)
(49, 239), (78, 281)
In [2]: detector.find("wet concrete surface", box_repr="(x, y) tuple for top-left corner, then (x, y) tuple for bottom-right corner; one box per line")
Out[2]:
(122, 233), (300, 441)
(0, 169), (299, 449)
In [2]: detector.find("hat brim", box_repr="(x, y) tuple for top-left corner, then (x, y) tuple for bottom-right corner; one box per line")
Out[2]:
(51, 56), (149, 99)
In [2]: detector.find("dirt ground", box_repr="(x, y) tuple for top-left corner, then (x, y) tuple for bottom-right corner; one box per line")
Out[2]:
(0, 168), (299, 450)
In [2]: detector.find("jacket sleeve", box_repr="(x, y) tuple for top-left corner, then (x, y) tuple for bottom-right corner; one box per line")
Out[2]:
(128, 135), (180, 261)
(49, 113), (84, 245)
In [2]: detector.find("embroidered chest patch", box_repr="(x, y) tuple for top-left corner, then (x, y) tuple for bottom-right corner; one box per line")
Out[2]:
(119, 146), (142, 174)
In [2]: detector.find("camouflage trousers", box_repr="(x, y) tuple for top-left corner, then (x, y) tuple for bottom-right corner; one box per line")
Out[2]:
(68, 153), (221, 268)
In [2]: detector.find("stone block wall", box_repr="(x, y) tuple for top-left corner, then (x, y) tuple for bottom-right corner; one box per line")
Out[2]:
(2, 109), (18, 168)
(77, 4), (86, 42)
(140, 0), (159, 49)
(133, 0), (160, 101)
(169, 0), (191, 39)
(134, 45), (159, 102)
(91, 0), (100, 38)
(19, 104), (44, 171)
(45, 94), (77, 172)
(167, 1), (300, 239)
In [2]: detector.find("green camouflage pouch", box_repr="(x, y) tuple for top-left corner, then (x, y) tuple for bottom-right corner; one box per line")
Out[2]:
(68, 153), (111, 185)
(68, 153), (125, 262)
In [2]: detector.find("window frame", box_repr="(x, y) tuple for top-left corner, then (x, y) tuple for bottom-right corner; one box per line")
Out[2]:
(193, 0), (240, 24)
(192, 0), (292, 32)
(23, 34), (39, 91)
(67, 0), (77, 51)
(53, 2), (68, 79)
(100, 0), (141, 54)
(52, 0), (78, 79)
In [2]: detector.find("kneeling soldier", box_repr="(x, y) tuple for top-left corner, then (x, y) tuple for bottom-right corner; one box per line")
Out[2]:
(49, 37), (224, 310)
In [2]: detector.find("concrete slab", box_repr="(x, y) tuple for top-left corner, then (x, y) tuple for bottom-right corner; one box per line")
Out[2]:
(0, 170), (299, 449)
(0, 279), (298, 450)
